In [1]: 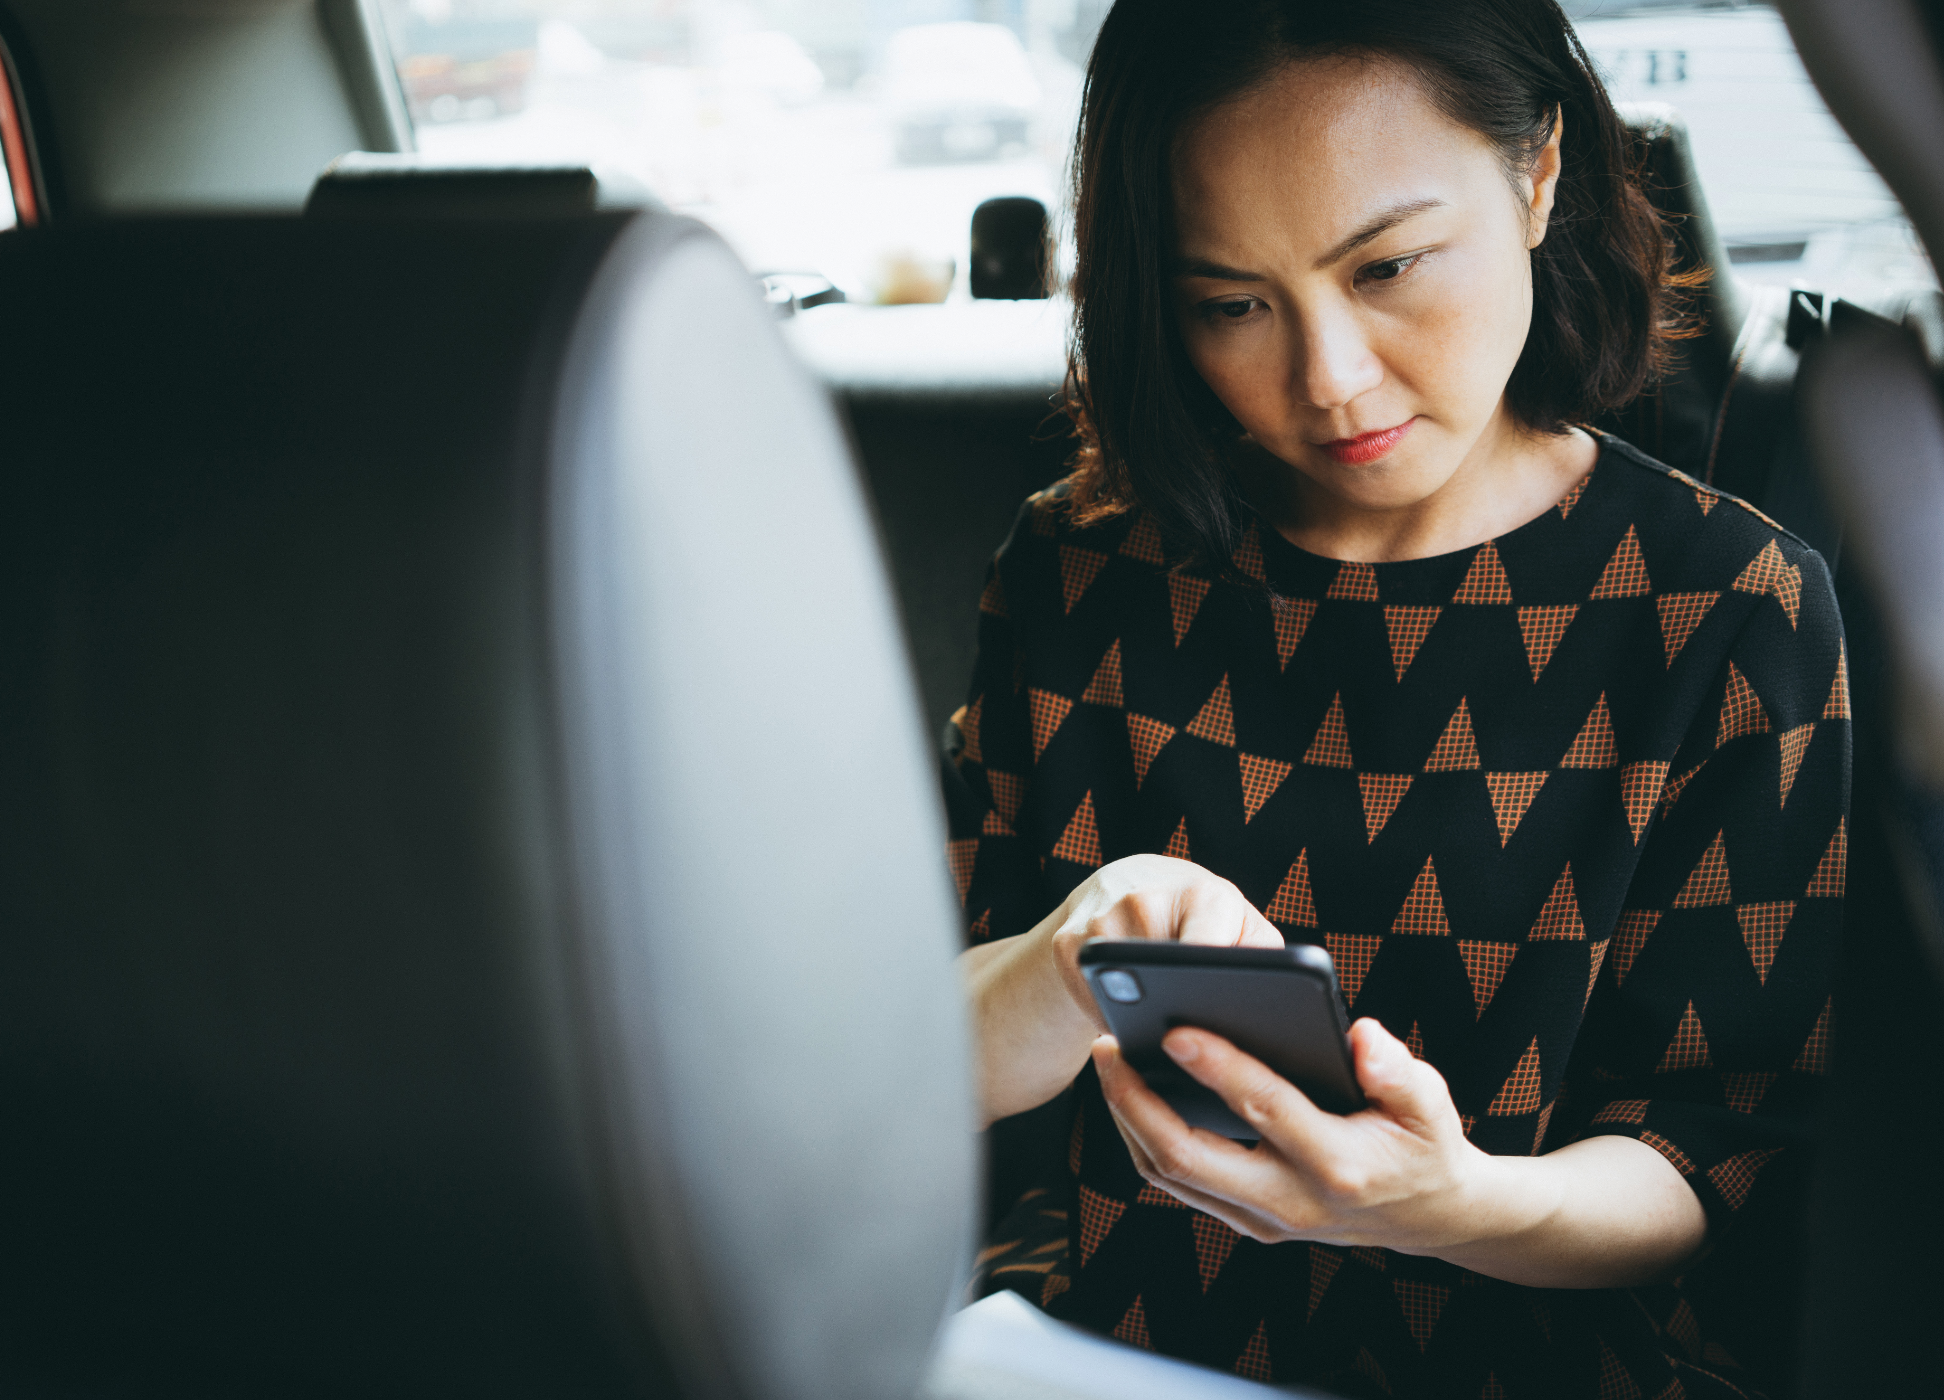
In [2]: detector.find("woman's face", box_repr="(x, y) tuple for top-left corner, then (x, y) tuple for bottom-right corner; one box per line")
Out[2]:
(1171, 55), (1562, 513)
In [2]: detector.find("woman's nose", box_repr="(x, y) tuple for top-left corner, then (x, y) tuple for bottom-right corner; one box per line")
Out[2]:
(1291, 306), (1383, 411)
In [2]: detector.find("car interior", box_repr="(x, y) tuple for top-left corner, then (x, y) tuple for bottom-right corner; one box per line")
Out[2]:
(0, 0), (1938, 1395)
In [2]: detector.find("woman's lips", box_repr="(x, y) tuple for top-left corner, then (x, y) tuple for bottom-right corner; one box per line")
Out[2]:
(1321, 419), (1415, 464)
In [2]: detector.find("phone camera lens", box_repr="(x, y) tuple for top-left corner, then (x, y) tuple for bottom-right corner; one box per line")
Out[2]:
(1098, 969), (1143, 1003)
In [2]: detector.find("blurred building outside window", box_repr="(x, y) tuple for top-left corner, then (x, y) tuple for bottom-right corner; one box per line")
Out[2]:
(376, 1), (1932, 308)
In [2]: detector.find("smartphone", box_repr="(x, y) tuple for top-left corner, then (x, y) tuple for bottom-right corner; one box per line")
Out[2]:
(1078, 941), (1365, 1139)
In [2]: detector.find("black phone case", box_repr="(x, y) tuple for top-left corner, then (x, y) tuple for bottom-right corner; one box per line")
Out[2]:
(1078, 942), (1365, 1139)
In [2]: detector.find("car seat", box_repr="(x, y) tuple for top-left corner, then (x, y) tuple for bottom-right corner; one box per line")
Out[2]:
(0, 210), (975, 1397)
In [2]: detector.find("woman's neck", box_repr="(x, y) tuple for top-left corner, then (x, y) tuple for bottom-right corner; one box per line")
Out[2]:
(1231, 415), (1599, 564)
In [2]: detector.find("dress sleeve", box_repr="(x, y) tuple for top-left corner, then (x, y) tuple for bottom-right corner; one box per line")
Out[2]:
(942, 508), (1055, 948)
(1568, 540), (1848, 1232)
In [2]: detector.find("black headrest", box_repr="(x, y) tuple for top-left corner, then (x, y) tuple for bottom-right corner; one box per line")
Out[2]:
(306, 152), (653, 218)
(1619, 101), (1744, 357)
(0, 213), (973, 1394)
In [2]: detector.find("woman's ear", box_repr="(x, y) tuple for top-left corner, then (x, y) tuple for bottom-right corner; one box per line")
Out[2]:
(1525, 107), (1566, 249)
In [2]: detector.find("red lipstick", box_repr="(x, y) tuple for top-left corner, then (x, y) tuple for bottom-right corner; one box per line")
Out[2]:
(1322, 419), (1415, 464)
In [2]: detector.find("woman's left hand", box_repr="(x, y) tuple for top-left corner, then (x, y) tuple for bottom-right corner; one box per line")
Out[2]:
(1094, 1017), (1495, 1256)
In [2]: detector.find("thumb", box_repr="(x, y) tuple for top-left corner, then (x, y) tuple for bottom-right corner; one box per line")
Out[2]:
(1348, 1018), (1450, 1129)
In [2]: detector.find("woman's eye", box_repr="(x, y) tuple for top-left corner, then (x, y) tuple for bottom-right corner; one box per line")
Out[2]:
(1357, 254), (1420, 286)
(1203, 298), (1258, 322)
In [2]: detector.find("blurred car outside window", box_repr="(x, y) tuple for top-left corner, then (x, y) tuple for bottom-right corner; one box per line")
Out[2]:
(373, 2), (1931, 310)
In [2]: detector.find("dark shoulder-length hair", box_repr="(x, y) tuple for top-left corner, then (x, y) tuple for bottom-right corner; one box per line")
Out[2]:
(1063, 0), (1689, 573)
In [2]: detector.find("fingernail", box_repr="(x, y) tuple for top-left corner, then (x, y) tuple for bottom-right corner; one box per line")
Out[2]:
(1165, 1034), (1200, 1064)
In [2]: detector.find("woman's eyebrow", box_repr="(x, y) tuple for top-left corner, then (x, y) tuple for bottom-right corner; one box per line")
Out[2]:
(1173, 257), (1264, 281)
(1317, 197), (1446, 266)
(1173, 197), (1449, 281)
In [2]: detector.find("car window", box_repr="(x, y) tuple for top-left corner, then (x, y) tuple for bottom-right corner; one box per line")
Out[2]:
(375, 2), (1930, 307)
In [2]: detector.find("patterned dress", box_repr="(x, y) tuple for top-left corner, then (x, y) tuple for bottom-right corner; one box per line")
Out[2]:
(947, 435), (1845, 1399)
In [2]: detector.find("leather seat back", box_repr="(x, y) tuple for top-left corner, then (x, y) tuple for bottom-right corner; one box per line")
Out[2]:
(0, 213), (974, 1397)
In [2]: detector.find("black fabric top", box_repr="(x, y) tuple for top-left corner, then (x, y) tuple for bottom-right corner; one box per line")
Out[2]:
(947, 435), (1847, 1400)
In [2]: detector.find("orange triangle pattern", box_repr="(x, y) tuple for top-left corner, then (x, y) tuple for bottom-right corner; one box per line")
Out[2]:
(1307, 1245), (1342, 1323)
(1359, 773), (1414, 842)
(1518, 605), (1578, 680)
(1164, 816), (1192, 860)
(1722, 1070), (1778, 1115)
(1113, 1294), (1152, 1349)
(1078, 1183), (1125, 1266)
(1452, 541), (1513, 604)
(1050, 792), (1103, 867)
(1714, 662), (1771, 749)
(1736, 901), (1795, 985)
(968, 909), (991, 943)
(1234, 1318), (1272, 1380)
(983, 807), (1013, 837)
(1239, 753), (1294, 823)
(1529, 865), (1585, 939)
(1326, 932), (1383, 1007)
(1119, 512), (1166, 564)
(1028, 687), (1072, 762)
(1823, 641), (1851, 720)
(1589, 525), (1651, 598)
(1733, 538), (1803, 629)
(1485, 771), (1548, 846)
(1391, 857), (1450, 936)
(979, 573), (1007, 617)
(1304, 693), (1355, 768)
(1327, 560), (1380, 601)
(1696, 487), (1719, 515)
(957, 695), (984, 764)
(1657, 1000), (1712, 1072)
(1273, 595), (1318, 671)
(1185, 674), (1237, 746)
(1126, 713), (1176, 788)
(1265, 850), (1318, 927)
(1393, 1279), (1451, 1352)
(1059, 544), (1110, 613)
(948, 838), (977, 904)
(1709, 1147), (1785, 1212)
(1806, 819), (1846, 898)
(1483, 1373), (1508, 1400)
(1487, 1038), (1543, 1115)
(1425, 698), (1482, 771)
(1619, 760), (1671, 843)
(1081, 639), (1125, 707)
(1778, 723), (1815, 808)
(988, 770), (1025, 826)
(1233, 521), (1267, 582)
(1672, 830), (1732, 907)
(1794, 997), (1832, 1074)
(1192, 1214), (1241, 1294)
(1169, 574), (1212, 646)
(1136, 1182), (1188, 1209)
(1641, 1129), (1696, 1177)
(1561, 693), (1619, 768)
(1657, 591), (1720, 666)
(1458, 940), (1518, 1018)
(1385, 605), (1441, 680)
(1405, 1021), (1425, 1058)
(1609, 910), (1660, 987)
(1585, 937), (1609, 1008)
(1556, 469), (1593, 519)
(1660, 762), (1705, 819)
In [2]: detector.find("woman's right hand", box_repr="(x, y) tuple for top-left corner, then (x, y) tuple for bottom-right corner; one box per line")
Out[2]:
(961, 854), (1284, 1127)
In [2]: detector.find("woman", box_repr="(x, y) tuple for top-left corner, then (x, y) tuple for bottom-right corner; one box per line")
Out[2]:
(945, 1), (1845, 1396)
